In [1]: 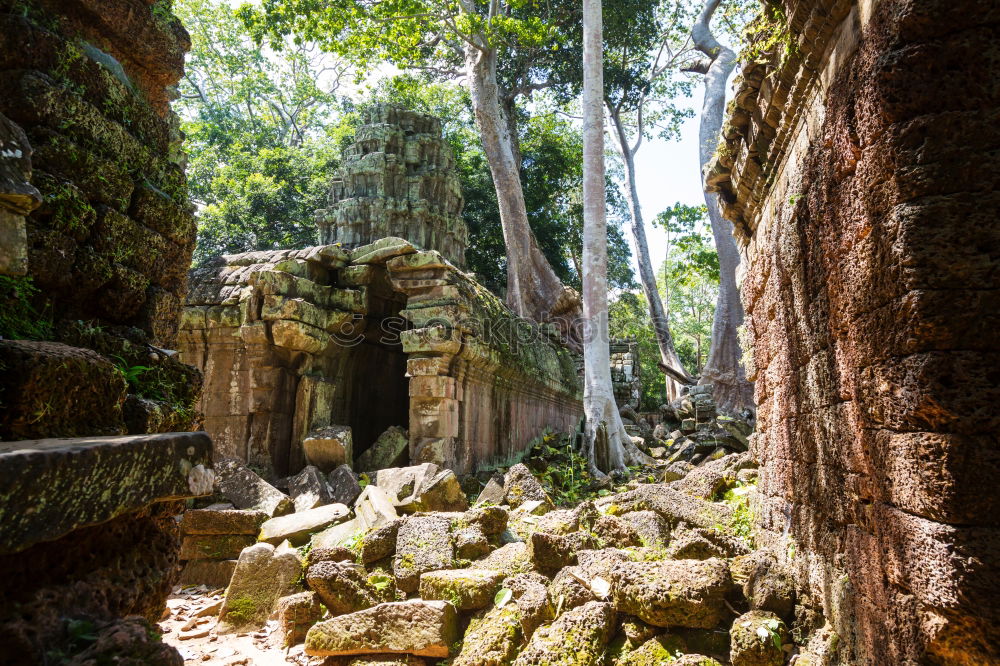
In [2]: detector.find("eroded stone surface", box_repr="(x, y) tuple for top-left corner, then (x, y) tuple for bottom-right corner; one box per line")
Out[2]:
(418, 569), (502, 610)
(612, 558), (731, 629)
(304, 599), (459, 658)
(218, 542), (302, 631)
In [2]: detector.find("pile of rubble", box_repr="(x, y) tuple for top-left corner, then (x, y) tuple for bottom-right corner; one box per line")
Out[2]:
(637, 385), (754, 472)
(163, 447), (817, 666)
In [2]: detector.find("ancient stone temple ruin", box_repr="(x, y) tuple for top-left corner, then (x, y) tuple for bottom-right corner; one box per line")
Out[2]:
(316, 105), (468, 268)
(0, 0), (213, 663)
(181, 107), (582, 478)
(707, 0), (999, 662)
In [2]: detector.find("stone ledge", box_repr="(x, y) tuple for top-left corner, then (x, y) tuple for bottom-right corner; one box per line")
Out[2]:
(0, 431), (214, 554)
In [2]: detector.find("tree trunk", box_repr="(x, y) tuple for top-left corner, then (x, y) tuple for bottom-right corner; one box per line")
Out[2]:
(692, 0), (754, 415)
(610, 112), (693, 403)
(465, 46), (582, 345)
(581, 0), (651, 474)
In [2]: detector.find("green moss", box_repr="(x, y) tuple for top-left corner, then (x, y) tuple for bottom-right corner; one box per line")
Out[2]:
(223, 594), (258, 626)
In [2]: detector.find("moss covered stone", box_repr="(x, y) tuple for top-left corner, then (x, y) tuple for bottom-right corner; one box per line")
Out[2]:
(419, 569), (503, 610)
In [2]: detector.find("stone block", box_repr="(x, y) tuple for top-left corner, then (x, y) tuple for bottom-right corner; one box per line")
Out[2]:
(355, 485), (399, 531)
(180, 509), (268, 535)
(612, 558), (731, 629)
(179, 559), (238, 589)
(329, 463), (362, 506)
(289, 464), (335, 512)
(356, 425), (409, 472)
(393, 515), (453, 593)
(302, 425), (352, 473)
(179, 534), (256, 560)
(273, 591), (323, 647)
(503, 463), (554, 511)
(214, 458), (294, 517)
(419, 569), (503, 610)
(0, 431), (213, 554)
(219, 542), (303, 631)
(311, 516), (366, 550)
(258, 503), (350, 546)
(304, 600), (459, 658)
(361, 518), (403, 564)
(0, 340), (127, 440)
(513, 601), (615, 666)
(306, 560), (385, 616)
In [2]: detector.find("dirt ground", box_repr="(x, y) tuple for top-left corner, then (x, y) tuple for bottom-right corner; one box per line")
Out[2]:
(160, 586), (320, 666)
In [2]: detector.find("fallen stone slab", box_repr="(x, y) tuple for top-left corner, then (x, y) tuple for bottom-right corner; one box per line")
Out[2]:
(302, 425), (352, 473)
(451, 605), (524, 666)
(304, 599), (459, 658)
(329, 463), (362, 506)
(462, 505), (508, 535)
(306, 560), (386, 616)
(503, 463), (554, 510)
(454, 525), (490, 560)
(471, 542), (533, 577)
(617, 510), (670, 548)
(405, 468), (468, 513)
(180, 508), (268, 535)
(259, 503), (350, 546)
(215, 458), (294, 517)
(0, 431), (214, 554)
(219, 542), (303, 631)
(419, 569), (503, 610)
(179, 559), (238, 589)
(179, 534), (256, 560)
(289, 465), (335, 512)
(604, 484), (732, 530)
(528, 531), (599, 573)
(273, 591), (322, 647)
(355, 485), (399, 530)
(393, 515), (453, 593)
(474, 475), (505, 506)
(513, 601), (615, 665)
(356, 425), (409, 472)
(612, 557), (732, 629)
(361, 518), (404, 564)
(311, 516), (366, 550)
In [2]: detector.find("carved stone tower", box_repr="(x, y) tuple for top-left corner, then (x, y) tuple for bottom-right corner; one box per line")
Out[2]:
(315, 105), (468, 268)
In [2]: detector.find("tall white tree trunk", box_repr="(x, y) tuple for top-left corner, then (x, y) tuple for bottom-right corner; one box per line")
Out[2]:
(610, 113), (694, 403)
(581, 0), (650, 473)
(465, 46), (582, 344)
(691, 0), (754, 415)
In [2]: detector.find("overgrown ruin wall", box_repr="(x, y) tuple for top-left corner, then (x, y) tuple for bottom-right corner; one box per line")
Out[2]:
(0, 1), (213, 662)
(708, 0), (999, 663)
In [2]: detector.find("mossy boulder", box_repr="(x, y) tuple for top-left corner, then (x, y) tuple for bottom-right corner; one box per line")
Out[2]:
(419, 568), (503, 610)
(454, 525), (490, 560)
(471, 542), (534, 577)
(218, 542), (302, 631)
(612, 634), (687, 666)
(612, 558), (732, 629)
(306, 560), (387, 616)
(452, 605), (525, 666)
(392, 515), (453, 593)
(304, 600), (459, 658)
(592, 515), (642, 548)
(512, 601), (615, 666)
(618, 511), (670, 548)
(463, 505), (508, 535)
(729, 611), (788, 666)
(528, 531), (599, 574)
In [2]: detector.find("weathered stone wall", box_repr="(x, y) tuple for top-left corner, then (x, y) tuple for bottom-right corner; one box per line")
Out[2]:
(609, 339), (640, 410)
(180, 239), (583, 478)
(708, 0), (1000, 663)
(0, 0), (195, 346)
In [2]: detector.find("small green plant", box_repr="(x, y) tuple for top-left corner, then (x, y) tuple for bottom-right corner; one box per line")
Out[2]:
(757, 617), (784, 650)
(112, 355), (152, 389)
(788, 193), (803, 205)
(722, 481), (756, 548)
(367, 571), (393, 594)
(0, 276), (52, 341)
(740, 1), (798, 66)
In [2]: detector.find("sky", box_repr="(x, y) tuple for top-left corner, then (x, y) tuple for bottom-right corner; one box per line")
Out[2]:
(626, 107), (707, 277)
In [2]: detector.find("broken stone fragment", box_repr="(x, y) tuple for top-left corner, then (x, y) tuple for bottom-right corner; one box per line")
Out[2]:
(419, 569), (503, 610)
(214, 458), (294, 517)
(474, 474), (505, 506)
(612, 634), (688, 666)
(376, 463), (436, 508)
(302, 425), (352, 473)
(410, 468), (469, 512)
(513, 601), (615, 666)
(674, 452), (755, 500)
(528, 530), (599, 573)
(729, 611), (787, 666)
(463, 505), (508, 535)
(612, 558), (732, 629)
(548, 566), (598, 611)
(258, 503), (350, 546)
(329, 463), (362, 506)
(306, 560), (385, 616)
(180, 508), (268, 535)
(392, 515), (453, 593)
(350, 236), (418, 265)
(453, 525), (490, 560)
(289, 464), (335, 512)
(617, 510), (670, 548)
(355, 425), (409, 472)
(361, 518), (404, 564)
(503, 463), (554, 511)
(311, 516), (366, 550)
(179, 534), (256, 560)
(304, 599), (459, 658)
(592, 514), (642, 548)
(218, 541), (302, 632)
(354, 484), (399, 530)
(604, 483), (732, 530)
(272, 591), (322, 647)
(452, 605), (524, 666)
(504, 572), (554, 636)
(737, 551), (795, 620)
(307, 546), (356, 566)
(471, 542), (533, 577)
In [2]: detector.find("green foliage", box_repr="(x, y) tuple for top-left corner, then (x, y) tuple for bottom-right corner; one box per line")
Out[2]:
(739, 0), (796, 65)
(722, 481), (755, 548)
(525, 430), (603, 507)
(111, 355), (152, 389)
(175, 0), (343, 264)
(0, 276), (52, 341)
(609, 293), (667, 411)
